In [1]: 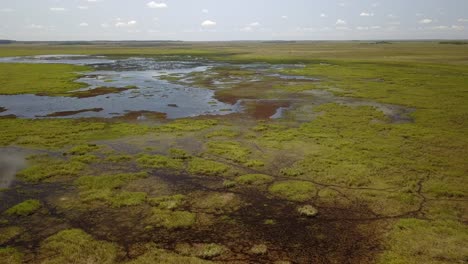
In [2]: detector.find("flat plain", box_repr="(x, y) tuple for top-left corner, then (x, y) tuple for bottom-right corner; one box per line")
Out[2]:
(0, 41), (467, 264)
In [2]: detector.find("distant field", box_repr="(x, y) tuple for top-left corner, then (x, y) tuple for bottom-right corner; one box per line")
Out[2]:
(0, 42), (466, 264)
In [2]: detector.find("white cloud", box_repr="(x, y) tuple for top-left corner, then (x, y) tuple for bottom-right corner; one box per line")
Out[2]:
(202, 9), (208, 13)
(320, 13), (328, 18)
(0, 8), (14, 12)
(101, 23), (110, 28)
(201, 20), (216, 27)
(451, 25), (465, 30)
(86, 0), (99, 2)
(388, 21), (401, 25)
(281, 15), (288, 19)
(241, 26), (253, 32)
(336, 26), (349, 30)
(432, 25), (464, 31)
(28, 24), (44, 29)
(115, 20), (137, 27)
(356, 26), (369, 31)
(147, 2), (167, 9)
(458, 18), (468, 23)
(50, 7), (66, 12)
(360, 12), (375, 17)
(249, 22), (260, 27)
(419, 18), (433, 24)
(387, 14), (397, 19)
(78, 6), (89, 10)
(336, 19), (347, 25)
(79, 22), (89, 27)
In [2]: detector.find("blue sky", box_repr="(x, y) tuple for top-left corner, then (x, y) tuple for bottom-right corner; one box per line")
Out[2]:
(1, 0), (467, 41)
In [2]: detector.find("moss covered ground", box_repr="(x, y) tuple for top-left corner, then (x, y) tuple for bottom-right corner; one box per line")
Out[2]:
(0, 41), (466, 263)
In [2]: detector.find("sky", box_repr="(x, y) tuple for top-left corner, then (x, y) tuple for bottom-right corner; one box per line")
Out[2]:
(1, 0), (468, 41)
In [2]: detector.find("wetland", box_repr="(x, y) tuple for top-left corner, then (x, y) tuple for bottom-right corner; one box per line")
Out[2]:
(0, 41), (467, 264)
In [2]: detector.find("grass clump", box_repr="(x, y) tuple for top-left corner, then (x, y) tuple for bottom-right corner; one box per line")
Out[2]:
(297, 205), (319, 217)
(38, 229), (118, 264)
(250, 244), (268, 255)
(0, 226), (23, 244)
(159, 119), (218, 132)
(137, 154), (184, 170)
(191, 192), (240, 213)
(269, 181), (316, 201)
(0, 247), (23, 264)
(149, 208), (196, 229)
(205, 129), (240, 139)
(378, 219), (468, 264)
(169, 148), (191, 160)
(0, 63), (89, 95)
(176, 243), (228, 259)
(187, 158), (228, 176)
(235, 174), (273, 185)
(206, 141), (251, 163)
(127, 245), (213, 264)
(74, 172), (148, 207)
(105, 154), (133, 163)
(67, 144), (100, 155)
(148, 194), (186, 210)
(17, 156), (86, 183)
(5, 200), (41, 216)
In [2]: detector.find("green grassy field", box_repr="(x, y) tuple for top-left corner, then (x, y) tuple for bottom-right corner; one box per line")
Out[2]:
(0, 42), (466, 264)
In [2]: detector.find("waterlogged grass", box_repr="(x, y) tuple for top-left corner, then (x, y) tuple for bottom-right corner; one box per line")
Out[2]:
(206, 141), (251, 163)
(378, 219), (468, 264)
(158, 119), (218, 132)
(268, 181), (316, 202)
(0, 247), (22, 264)
(38, 229), (118, 264)
(0, 63), (89, 95)
(74, 172), (148, 207)
(149, 208), (196, 229)
(127, 244), (213, 264)
(4, 200), (41, 216)
(149, 194), (186, 210)
(235, 174), (273, 185)
(0, 226), (23, 244)
(176, 243), (228, 259)
(191, 192), (240, 213)
(17, 156), (86, 182)
(137, 154), (184, 170)
(187, 158), (229, 176)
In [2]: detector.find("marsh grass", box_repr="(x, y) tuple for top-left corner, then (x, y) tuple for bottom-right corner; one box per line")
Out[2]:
(4, 200), (41, 216)
(268, 181), (316, 202)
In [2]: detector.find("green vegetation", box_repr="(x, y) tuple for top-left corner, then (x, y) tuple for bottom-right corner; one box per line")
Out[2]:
(235, 174), (273, 185)
(149, 208), (196, 229)
(4, 200), (41, 216)
(191, 192), (240, 213)
(176, 243), (227, 259)
(206, 141), (251, 163)
(158, 119), (218, 132)
(149, 194), (186, 210)
(74, 172), (148, 207)
(38, 229), (118, 264)
(0, 226), (23, 244)
(137, 154), (184, 170)
(0, 247), (22, 264)
(250, 244), (268, 255)
(127, 245), (213, 264)
(205, 129), (240, 139)
(187, 158), (229, 176)
(378, 219), (468, 264)
(269, 181), (316, 201)
(169, 148), (192, 160)
(17, 156), (86, 182)
(0, 63), (89, 95)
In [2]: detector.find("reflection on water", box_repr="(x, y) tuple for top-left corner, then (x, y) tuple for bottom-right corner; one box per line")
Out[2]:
(0, 55), (239, 119)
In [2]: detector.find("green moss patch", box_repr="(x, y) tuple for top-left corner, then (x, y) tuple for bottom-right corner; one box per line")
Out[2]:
(191, 192), (240, 213)
(127, 245), (213, 264)
(268, 181), (316, 201)
(175, 243), (228, 259)
(148, 194), (186, 210)
(0, 247), (23, 264)
(187, 158), (229, 176)
(17, 156), (86, 183)
(0, 226), (23, 244)
(378, 219), (468, 264)
(149, 208), (196, 229)
(137, 154), (184, 170)
(206, 141), (251, 163)
(38, 229), (118, 264)
(4, 200), (41, 216)
(235, 174), (273, 185)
